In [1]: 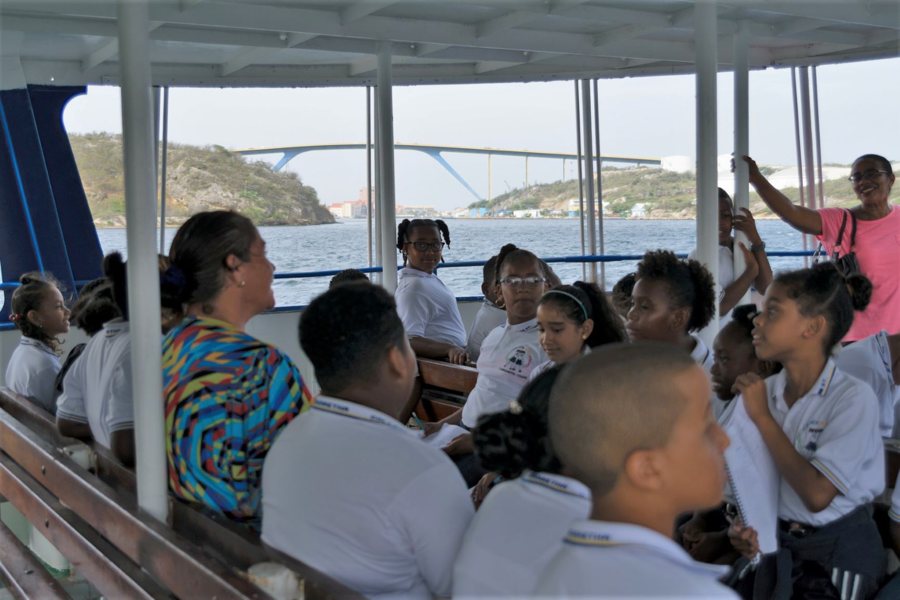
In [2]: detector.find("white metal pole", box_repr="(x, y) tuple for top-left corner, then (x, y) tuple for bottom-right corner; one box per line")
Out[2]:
(117, 0), (168, 524)
(811, 66), (825, 210)
(376, 43), (398, 293)
(695, 0), (719, 341)
(733, 22), (750, 306)
(575, 80), (586, 280)
(798, 67), (817, 216)
(366, 85), (373, 268)
(592, 78), (605, 289)
(790, 67), (808, 265)
(373, 86), (383, 285)
(158, 86), (169, 254)
(580, 79), (597, 284)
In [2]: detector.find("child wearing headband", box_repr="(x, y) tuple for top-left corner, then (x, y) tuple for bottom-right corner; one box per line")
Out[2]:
(531, 282), (626, 380)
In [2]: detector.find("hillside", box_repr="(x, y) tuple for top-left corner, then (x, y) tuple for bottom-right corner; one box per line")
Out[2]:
(69, 133), (335, 227)
(471, 166), (863, 218)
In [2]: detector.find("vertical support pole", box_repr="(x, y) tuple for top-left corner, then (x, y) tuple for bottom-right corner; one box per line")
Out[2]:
(798, 67), (817, 216)
(695, 0), (719, 341)
(733, 22), (750, 305)
(574, 80), (586, 280)
(376, 43), (397, 293)
(790, 67), (808, 265)
(811, 66), (824, 210)
(366, 85), (373, 268)
(592, 78), (605, 289)
(580, 79), (597, 283)
(158, 86), (169, 254)
(373, 82), (383, 284)
(525, 155), (529, 188)
(117, 0), (168, 524)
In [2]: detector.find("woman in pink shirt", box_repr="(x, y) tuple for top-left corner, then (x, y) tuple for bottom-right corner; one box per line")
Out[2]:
(742, 154), (897, 341)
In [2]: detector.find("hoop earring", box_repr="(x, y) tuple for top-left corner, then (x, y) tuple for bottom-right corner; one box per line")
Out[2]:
(239, 280), (246, 288)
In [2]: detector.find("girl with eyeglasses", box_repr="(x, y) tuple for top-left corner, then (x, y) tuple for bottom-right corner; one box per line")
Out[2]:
(741, 154), (898, 341)
(395, 218), (469, 364)
(423, 243), (549, 486)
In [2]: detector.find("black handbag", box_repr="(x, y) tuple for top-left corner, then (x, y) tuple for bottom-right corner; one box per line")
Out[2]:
(830, 209), (860, 276)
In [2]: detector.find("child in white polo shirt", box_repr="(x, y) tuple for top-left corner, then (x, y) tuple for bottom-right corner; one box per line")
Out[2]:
(730, 263), (885, 598)
(5, 272), (70, 413)
(627, 249), (718, 378)
(465, 255), (505, 362)
(536, 342), (736, 598)
(453, 365), (592, 597)
(423, 244), (548, 485)
(261, 283), (473, 600)
(394, 218), (469, 364)
(834, 330), (898, 437)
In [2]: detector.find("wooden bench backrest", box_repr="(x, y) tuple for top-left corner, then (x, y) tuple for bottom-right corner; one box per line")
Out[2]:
(0, 387), (361, 600)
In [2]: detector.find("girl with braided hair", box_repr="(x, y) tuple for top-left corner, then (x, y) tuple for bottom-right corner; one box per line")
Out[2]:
(395, 218), (468, 364)
(5, 272), (70, 413)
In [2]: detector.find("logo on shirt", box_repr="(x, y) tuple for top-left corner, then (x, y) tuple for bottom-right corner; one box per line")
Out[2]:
(797, 419), (828, 455)
(500, 346), (534, 379)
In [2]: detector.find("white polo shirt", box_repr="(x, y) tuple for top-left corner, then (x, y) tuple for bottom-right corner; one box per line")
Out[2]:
(5, 336), (60, 413)
(890, 473), (900, 523)
(465, 300), (506, 361)
(766, 360), (885, 526)
(691, 334), (714, 377)
(535, 520), (737, 598)
(460, 318), (547, 428)
(834, 330), (896, 438)
(453, 471), (591, 598)
(395, 267), (467, 348)
(56, 319), (133, 449)
(261, 396), (473, 600)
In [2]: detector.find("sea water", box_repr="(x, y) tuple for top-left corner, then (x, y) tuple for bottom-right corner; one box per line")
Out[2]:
(97, 218), (809, 307)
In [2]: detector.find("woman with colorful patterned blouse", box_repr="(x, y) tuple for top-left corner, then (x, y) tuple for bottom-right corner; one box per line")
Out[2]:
(161, 210), (312, 523)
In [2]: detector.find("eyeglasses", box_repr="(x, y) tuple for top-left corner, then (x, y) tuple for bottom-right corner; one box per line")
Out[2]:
(499, 276), (547, 288)
(848, 169), (889, 183)
(406, 241), (445, 252)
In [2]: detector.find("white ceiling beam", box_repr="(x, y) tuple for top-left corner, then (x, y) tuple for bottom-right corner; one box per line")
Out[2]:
(774, 17), (829, 37)
(416, 43), (451, 57)
(81, 21), (162, 71)
(748, 3), (900, 31)
(476, 11), (541, 39)
(553, 4), (677, 27)
(220, 46), (280, 76)
(286, 32), (317, 47)
(348, 56), (377, 76)
(341, 1), (399, 25)
(593, 24), (656, 49)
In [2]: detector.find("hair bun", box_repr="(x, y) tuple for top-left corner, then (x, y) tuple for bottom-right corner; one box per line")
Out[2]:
(473, 410), (542, 479)
(18, 273), (39, 285)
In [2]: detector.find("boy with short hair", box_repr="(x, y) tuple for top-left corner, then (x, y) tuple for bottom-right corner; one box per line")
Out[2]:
(536, 342), (737, 598)
(261, 284), (473, 599)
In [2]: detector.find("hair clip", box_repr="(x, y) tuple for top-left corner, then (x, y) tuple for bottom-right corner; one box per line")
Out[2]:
(509, 400), (523, 415)
(8, 313), (21, 323)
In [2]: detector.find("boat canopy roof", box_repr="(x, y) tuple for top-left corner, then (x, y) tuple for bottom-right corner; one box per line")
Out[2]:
(1, 0), (898, 89)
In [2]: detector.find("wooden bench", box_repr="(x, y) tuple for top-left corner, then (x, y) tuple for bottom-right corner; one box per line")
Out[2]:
(408, 358), (478, 422)
(0, 387), (361, 600)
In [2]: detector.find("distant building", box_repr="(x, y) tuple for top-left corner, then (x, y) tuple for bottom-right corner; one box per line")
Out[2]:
(328, 187), (373, 219)
(630, 203), (647, 218)
(396, 205), (438, 218)
(513, 209), (542, 219)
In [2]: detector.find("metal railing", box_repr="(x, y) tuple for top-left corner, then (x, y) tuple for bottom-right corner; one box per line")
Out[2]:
(0, 250), (816, 329)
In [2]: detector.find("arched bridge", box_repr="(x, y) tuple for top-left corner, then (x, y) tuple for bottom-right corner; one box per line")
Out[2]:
(235, 143), (661, 202)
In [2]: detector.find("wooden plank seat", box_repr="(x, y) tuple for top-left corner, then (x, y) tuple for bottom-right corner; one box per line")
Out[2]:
(0, 387), (361, 600)
(410, 358), (478, 423)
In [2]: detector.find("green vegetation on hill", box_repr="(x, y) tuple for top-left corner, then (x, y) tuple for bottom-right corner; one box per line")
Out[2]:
(473, 166), (861, 218)
(69, 133), (335, 227)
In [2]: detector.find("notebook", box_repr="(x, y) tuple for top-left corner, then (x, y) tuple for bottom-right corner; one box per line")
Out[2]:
(420, 423), (469, 449)
(723, 395), (780, 558)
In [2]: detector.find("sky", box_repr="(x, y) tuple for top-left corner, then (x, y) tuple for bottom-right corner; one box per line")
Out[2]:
(63, 57), (900, 211)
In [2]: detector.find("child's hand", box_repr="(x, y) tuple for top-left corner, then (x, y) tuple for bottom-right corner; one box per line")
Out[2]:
(732, 372), (769, 424)
(443, 432), (474, 456)
(727, 520), (760, 559)
(448, 346), (468, 365)
(422, 421), (442, 437)
(736, 242), (759, 279)
(471, 472), (499, 508)
(733, 208), (763, 247)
